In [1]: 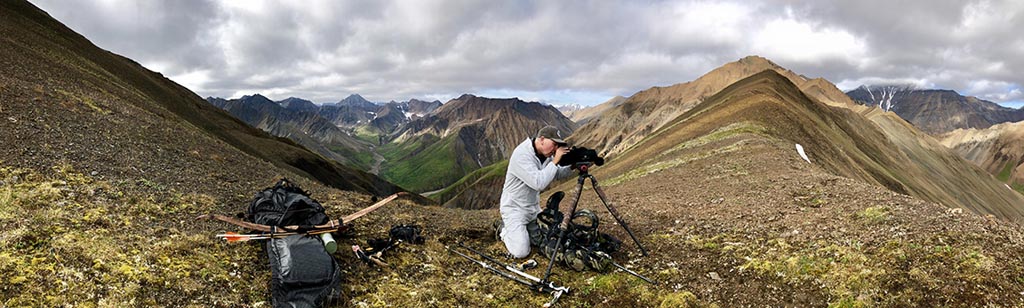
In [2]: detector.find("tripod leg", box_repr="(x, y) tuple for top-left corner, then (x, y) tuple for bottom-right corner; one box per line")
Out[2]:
(541, 175), (586, 283)
(589, 175), (649, 256)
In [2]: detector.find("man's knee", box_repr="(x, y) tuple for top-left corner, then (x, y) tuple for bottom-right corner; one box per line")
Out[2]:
(507, 244), (531, 259)
(501, 224), (532, 259)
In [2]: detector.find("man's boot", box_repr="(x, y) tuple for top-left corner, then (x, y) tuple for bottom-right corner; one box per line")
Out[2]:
(493, 220), (503, 241)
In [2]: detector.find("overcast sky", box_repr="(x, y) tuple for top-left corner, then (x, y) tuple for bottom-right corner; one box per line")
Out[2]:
(29, 0), (1024, 108)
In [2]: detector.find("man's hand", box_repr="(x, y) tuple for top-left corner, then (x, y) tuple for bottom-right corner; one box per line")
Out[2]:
(552, 146), (569, 165)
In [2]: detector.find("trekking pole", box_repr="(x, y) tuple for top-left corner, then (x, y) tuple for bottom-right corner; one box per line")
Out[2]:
(445, 245), (566, 307)
(456, 242), (569, 294)
(589, 251), (656, 285)
(587, 175), (648, 256)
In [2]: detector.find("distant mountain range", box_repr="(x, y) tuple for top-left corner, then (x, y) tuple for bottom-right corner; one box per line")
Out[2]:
(205, 93), (572, 196)
(317, 94), (442, 135)
(205, 94), (373, 168)
(205, 94), (442, 170)
(846, 85), (1024, 134)
(383, 94), (576, 194)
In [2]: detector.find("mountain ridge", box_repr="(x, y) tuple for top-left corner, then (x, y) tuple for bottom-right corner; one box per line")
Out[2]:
(571, 55), (810, 158)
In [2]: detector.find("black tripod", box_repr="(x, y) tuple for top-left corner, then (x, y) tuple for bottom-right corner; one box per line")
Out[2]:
(538, 162), (648, 286)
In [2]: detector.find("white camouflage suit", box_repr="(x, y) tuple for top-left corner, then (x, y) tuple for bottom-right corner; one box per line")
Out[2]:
(499, 138), (573, 258)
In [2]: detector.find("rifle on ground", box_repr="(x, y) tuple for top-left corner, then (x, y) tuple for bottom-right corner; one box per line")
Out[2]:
(216, 228), (337, 242)
(199, 192), (405, 240)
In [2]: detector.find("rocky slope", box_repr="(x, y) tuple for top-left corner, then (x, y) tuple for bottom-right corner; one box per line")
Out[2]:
(0, 0), (396, 197)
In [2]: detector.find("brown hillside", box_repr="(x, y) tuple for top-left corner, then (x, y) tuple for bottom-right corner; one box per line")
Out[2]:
(540, 70), (1024, 306)
(0, 0), (398, 197)
(799, 77), (859, 108)
(940, 121), (1024, 192)
(567, 95), (627, 124)
(593, 70), (1024, 222)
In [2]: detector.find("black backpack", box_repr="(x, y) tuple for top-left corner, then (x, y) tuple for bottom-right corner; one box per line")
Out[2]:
(247, 179), (342, 308)
(247, 179), (330, 229)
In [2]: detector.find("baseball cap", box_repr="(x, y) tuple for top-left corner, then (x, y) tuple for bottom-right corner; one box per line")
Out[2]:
(537, 125), (567, 145)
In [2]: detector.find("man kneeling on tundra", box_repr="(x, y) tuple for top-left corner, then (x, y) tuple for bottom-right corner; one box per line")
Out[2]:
(496, 125), (573, 258)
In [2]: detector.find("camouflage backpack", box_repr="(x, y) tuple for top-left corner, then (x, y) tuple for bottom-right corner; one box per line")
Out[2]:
(536, 193), (622, 272)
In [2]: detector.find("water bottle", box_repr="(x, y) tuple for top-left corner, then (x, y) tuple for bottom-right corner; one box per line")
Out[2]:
(321, 232), (337, 254)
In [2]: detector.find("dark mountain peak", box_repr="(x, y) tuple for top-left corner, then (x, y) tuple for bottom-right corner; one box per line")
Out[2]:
(239, 93), (275, 104)
(403, 98), (442, 118)
(344, 93), (366, 100)
(278, 97), (318, 111)
(921, 89), (960, 95)
(407, 98), (442, 107)
(279, 96), (313, 104)
(205, 96), (228, 107)
(846, 85), (919, 112)
(856, 83), (921, 98)
(338, 94), (375, 106)
(438, 95), (546, 117)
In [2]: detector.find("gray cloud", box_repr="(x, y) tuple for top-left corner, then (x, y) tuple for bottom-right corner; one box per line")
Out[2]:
(32, 0), (225, 77)
(27, 0), (1024, 106)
